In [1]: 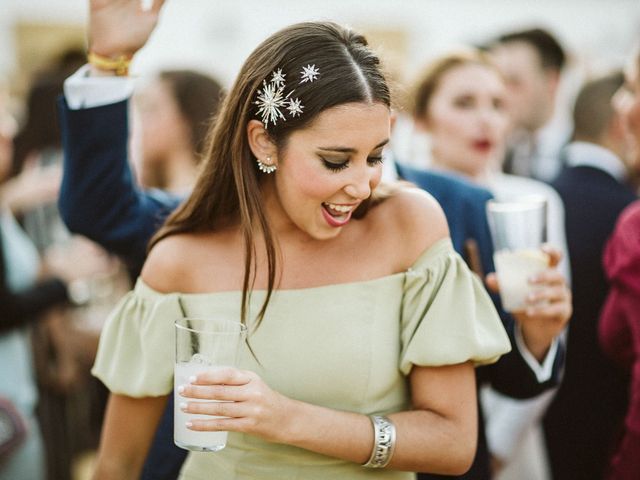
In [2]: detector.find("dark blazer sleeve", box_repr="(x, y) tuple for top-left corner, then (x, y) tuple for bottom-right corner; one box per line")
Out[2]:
(480, 311), (565, 398)
(57, 97), (181, 270)
(396, 163), (564, 398)
(0, 231), (68, 333)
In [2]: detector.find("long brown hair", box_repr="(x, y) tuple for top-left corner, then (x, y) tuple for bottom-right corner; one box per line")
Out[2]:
(149, 22), (391, 331)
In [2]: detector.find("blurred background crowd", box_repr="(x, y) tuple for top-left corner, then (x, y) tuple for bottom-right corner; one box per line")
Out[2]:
(1, 1), (639, 479)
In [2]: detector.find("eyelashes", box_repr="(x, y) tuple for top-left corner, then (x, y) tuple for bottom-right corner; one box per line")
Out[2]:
(321, 158), (349, 172)
(320, 156), (384, 172)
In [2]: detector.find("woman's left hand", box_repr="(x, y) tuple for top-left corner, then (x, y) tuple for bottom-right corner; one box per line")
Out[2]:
(177, 367), (292, 443)
(486, 245), (572, 361)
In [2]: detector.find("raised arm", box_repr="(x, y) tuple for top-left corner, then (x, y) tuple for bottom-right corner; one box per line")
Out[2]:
(58, 0), (180, 269)
(89, 0), (166, 63)
(58, 98), (179, 269)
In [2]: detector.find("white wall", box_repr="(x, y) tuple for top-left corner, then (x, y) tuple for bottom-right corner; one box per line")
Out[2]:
(1, 0), (638, 85)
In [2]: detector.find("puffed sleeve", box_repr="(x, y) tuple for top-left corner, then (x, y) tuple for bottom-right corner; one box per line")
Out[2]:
(400, 238), (511, 374)
(91, 279), (184, 397)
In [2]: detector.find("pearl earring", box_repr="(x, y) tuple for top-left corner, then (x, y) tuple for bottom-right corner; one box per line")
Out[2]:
(257, 155), (276, 174)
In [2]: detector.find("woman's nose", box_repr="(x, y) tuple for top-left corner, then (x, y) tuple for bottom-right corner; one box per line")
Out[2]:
(344, 166), (374, 200)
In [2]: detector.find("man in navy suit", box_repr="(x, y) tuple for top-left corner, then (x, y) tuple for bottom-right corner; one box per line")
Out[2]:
(489, 28), (571, 183)
(391, 162), (565, 479)
(545, 71), (638, 479)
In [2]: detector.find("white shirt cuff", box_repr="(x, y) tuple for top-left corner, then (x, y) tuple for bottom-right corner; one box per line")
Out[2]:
(514, 324), (559, 383)
(481, 385), (557, 462)
(63, 64), (135, 110)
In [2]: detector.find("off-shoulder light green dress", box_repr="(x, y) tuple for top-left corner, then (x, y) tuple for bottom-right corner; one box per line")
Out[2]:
(93, 238), (511, 480)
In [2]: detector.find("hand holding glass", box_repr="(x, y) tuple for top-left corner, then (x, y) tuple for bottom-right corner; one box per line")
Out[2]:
(486, 198), (549, 312)
(174, 317), (247, 452)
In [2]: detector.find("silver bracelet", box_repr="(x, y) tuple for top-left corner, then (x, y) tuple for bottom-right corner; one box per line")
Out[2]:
(362, 415), (396, 468)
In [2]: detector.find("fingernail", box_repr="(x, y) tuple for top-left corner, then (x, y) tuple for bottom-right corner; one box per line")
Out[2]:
(189, 375), (197, 383)
(185, 421), (193, 428)
(179, 402), (188, 411)
(177, 385), (185, 394)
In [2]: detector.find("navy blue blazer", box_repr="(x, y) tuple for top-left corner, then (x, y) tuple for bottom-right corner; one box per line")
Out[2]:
(58, 98), (181, 275)
(394, 164), (495, 275)
(545, 164), (637, 479)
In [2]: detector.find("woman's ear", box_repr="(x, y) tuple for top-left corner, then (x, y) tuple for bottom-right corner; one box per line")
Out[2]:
(247, 120), (277, 168)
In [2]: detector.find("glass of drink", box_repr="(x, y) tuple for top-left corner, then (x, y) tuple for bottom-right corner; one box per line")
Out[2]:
(486, 197), (549, 312)
(174, 317), (247, 452)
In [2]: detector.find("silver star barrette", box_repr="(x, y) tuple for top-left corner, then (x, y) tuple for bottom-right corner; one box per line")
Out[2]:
(286, 97), (304, 117)
(254, 79), (292, 126)
(254, 64), (320, 127)
(300, 64), (320, 84)
(271, 68), (286, 88)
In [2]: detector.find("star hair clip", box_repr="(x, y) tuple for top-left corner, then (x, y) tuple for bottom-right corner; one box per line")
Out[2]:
(253, 64), (320, 128)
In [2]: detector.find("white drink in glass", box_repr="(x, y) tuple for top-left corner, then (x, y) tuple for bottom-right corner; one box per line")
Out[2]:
(174, 360), (228, 452)
(494, 248), (549, 312)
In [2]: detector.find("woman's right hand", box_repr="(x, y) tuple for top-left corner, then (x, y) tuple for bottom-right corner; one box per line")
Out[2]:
(89, 0), (166, 58)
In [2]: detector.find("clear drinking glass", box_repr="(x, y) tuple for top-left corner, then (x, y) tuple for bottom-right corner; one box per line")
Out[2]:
(174, 317), (247, 452)
(486, 197), (549, 312)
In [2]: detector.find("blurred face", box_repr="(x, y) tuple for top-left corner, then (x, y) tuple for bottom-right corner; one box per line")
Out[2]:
(490, 42), (555, 131)
(134, 78), (191, 165)
(267, 102), (389, 241)
(613, 52), (640, 171)
(422, 63), (510, 178)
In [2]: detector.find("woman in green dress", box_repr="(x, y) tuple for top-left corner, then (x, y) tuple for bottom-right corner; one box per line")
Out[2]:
(87, 1), (511, 478)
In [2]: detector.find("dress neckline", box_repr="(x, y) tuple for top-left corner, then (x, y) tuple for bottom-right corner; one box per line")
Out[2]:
(135, 237), (453, 298)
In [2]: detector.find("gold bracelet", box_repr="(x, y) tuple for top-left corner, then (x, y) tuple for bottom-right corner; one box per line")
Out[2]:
(87, 51), (132, 76)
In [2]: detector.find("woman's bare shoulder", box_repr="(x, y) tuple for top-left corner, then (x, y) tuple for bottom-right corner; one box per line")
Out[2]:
(141, 230), (242, 293)
(140, 233), (202, 293)
(373, 184), (450, 268)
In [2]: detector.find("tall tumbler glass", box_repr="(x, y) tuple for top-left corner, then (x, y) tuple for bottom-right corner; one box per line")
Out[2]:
(174, 317), (247, 452)
(486, 197), (549, 312)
